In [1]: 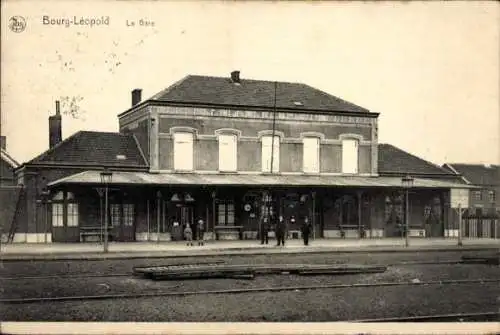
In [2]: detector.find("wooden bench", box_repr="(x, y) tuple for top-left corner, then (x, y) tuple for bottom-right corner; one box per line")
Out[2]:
(214, 226), (244, 240)
(339, 225), (366, 239)
(80, 227), (113, 242)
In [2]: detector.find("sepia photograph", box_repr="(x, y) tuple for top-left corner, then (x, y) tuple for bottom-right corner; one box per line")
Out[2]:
(0, 1), (499, 334)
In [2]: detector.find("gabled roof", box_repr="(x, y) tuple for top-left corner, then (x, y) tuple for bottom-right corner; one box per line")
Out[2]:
(378, 144), (457, 177)
(1, 149), (20, 169)
(25, 131), (148, 168)
(142, 74), (371, 114)
(443, 163), (500, 186)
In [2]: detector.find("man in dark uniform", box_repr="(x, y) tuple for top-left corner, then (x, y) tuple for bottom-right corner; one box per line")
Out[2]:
(276, 215), (286, 246)
(260, 216), (269, 245)
(197, 218), (205, 246)
(301, 216), (312, 246)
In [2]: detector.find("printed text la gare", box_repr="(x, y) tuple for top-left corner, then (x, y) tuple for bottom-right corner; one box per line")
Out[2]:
(126, 19), (155, 27)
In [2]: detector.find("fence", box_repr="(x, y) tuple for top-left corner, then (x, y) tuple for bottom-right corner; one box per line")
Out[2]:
(462, 217), (499, 238)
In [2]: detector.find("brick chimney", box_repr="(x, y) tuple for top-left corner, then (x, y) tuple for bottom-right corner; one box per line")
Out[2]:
(132, 89), (142, 107)
(49, 100), (62, 149)
(0, 136), (5, 150)
(230, 70), (240, 83)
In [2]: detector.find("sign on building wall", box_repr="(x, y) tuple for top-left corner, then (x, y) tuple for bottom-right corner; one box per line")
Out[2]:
(450, 188), (470, 209)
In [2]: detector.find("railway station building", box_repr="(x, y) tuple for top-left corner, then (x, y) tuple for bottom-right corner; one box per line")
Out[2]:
(7, 71), (481, 243)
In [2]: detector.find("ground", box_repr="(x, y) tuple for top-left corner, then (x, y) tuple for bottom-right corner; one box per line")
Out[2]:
(1, 250), (499, 322)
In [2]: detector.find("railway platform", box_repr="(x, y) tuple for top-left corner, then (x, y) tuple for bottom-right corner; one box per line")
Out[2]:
(1, 238), (498, 261)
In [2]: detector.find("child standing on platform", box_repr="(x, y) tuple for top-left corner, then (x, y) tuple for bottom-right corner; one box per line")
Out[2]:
(184, 224), (193, 246)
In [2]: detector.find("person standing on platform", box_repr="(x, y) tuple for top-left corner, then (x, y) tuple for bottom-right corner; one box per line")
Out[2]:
(197, 218), (205, 246)
(184, 223), (193, 246)
(301, 216), (312, 246)
(276, 215), (286, 246)
(260, 216), (269, 245)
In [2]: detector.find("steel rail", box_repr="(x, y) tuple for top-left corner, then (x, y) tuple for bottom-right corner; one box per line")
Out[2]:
(354, 311), (499, 322)
(2, 278), (499, 305)
(0, 259), (492, 281)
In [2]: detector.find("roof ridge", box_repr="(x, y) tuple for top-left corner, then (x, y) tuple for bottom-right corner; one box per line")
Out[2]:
(380, 143), (454, 175)
(448, 163), (499, 168)
(187, 74), (303, 85)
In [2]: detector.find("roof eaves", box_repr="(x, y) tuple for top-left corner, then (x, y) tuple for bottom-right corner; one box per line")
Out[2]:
(1, 149), (20, 168)
(118, 75), (192, 118)
(443, 163), (472, 185)
(147, 99), (378, 117)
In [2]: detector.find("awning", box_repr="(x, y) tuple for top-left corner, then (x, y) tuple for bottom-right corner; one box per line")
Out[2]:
(47, 170), (475, 189)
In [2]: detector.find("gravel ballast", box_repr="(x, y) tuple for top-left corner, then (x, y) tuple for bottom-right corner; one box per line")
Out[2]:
(2, 283), (498, 322)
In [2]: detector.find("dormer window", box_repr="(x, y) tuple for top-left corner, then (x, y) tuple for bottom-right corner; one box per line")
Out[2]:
(294, 101), (303, 106)
(116, 155), (127, 160)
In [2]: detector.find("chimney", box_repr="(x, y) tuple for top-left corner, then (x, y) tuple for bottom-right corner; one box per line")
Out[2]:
(0, 136), (5, 150)
(132, 89), (142, 107)
(230, 71), (240, 83)
(49, 100), (62, 149)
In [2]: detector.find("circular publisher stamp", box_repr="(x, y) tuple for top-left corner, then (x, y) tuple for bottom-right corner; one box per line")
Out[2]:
(9, 16), (26, 33)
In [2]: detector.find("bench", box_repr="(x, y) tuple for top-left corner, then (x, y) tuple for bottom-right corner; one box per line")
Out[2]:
(79, 227), (113, 242)
(214, 226), (243, 240)
(339, 225), (366, 239)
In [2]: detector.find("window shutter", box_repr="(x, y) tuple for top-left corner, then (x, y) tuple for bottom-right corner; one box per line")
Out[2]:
(342, 139), (359, 174)
(303, 137), (319, 173)
(174, 132), (194, 171)
(219, 134), (237, 172)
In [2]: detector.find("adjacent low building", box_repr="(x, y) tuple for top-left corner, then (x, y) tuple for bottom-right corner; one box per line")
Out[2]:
(7, 71), (476, 243)
(443, 163), (500, 215)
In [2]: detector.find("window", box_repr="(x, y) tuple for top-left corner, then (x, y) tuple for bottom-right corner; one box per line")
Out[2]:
(342, 138), (359, 174)
(218, 134), (237, 172)
(67, 203), (79, 227)
(173, 132), (194, 171)
(110, 204), (121, 227)
(261, 135), (280, 173)
(473, 191), (482, 201)
(52, 203), (64, 227)
(217, 201), (235, 226)
(123, 204), (135, 227)
(303, 137), (320, 173)
(488, 190), (496, 203)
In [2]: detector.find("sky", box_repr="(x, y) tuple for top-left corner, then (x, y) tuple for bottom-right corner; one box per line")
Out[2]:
(1, 0), (499, 166)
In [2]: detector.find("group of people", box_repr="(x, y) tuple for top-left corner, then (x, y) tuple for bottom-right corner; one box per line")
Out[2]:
(181, 218), (205, 246)
(260, 215), (313, 246)
(179, 214), (313, 247)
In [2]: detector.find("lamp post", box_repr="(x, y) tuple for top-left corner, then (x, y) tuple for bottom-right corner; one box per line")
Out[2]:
(402, 175), (414, 247)
(156, 190), (162, 244)
(100, 168), (113, 253)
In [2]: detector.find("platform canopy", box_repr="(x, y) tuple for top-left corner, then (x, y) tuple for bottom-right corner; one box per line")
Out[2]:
(47, 170), (477, 190)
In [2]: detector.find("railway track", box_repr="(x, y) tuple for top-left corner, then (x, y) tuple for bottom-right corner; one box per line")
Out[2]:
(2, 278), (499, 305)
(355, 311), (499, 322)
(0, 259), (491, 281)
